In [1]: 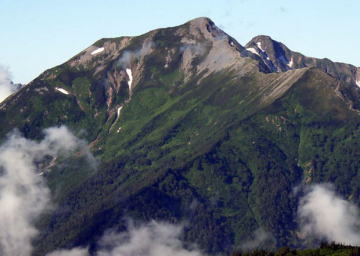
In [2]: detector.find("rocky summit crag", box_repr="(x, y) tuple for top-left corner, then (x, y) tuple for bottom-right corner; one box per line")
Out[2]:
(1, 17), (360, 255)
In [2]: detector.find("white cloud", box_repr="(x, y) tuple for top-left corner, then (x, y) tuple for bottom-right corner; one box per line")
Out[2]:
(117, 40), (154, 68)
(180, 44), (207, 56)
(298, 183), (360, 245)
(0, 125), (199, 256)
(0, 65), (15, 103)
(0, 126), (92, 256)
(240, 228), (275, 251)
(47, 248), (89, 256)
(96, 221), (202, 256)
(49, 221), (203, 256)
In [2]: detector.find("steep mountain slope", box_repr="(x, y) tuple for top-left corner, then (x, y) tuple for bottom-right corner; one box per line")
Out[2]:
(1, 17), (360, 255)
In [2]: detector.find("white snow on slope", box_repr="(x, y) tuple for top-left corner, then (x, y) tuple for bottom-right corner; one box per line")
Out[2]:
(55, 87), (70, 95)
(246, 48), (260, 56)
(126, 68), (133, 91)
(356, 80), (360, 88)
(288, 57), (294, 68)
(256, 42), (265, 52)
(117, 106), (123, 117)
(115, 106), (124, 133)
(91, 47), (104, 55)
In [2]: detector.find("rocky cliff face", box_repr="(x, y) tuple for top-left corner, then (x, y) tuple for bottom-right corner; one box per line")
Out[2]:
(1, 17), (360, 255)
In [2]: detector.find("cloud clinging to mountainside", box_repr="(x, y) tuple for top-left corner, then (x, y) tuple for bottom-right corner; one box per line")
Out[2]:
(298, 184), (360, 245)
(0, 126), (90, 256)
(0, 65), (16, 103)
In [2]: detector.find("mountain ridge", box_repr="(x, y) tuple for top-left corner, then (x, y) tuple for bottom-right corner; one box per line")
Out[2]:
(7, 16), (357, 107)
(1, 17), (360, 255)
(245, 34), (360, 85)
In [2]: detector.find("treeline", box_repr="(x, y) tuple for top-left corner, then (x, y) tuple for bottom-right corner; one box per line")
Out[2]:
(232, 242), (360, 256)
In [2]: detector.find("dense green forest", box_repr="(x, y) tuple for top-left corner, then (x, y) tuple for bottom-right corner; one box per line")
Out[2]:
(232, 243), (360, 256)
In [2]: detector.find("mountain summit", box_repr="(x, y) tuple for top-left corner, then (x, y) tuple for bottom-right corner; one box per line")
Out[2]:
(1, 17), (360, 255)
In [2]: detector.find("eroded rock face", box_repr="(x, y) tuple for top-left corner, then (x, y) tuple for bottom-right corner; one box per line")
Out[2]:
(173, 17), (258, 82)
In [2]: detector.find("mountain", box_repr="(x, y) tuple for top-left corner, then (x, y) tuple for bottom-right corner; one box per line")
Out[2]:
(1, 17), (360, 255)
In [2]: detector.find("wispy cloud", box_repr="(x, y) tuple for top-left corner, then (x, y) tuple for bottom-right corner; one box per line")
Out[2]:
(0, 126), (92, 256)
(0, 125), (202, 256)
(49, 221), (204, 256)
(240, 228), (275, 251)
(180, 44), (207, 56)
(298, 183), (360, 245)
(47, 248), (89, 256)
(0, 65), (18, 103)
(117, 40), (154, 69)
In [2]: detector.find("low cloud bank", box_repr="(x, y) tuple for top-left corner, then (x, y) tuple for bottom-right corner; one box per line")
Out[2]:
(298, 184), (360, 245)
(48, 221), (203, 256)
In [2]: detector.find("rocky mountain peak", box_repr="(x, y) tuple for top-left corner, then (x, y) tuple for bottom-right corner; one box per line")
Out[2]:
(245, 35), (293, 72)
(186, 17), (214, 27)
(181, 17), (233, 45)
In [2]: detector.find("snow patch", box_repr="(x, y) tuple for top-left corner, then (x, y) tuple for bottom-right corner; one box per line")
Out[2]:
(356, 80), (360, 87)
(55, 87), (70, 95)
(288, 57), (294, 68)
(91, 47), (104, 55)
(256, 42), (265, 52)
(115, 106), (124, 133)
(246, 48), (260, 56)
(126, 68), (133, 91)
(117, 106), (123, 118)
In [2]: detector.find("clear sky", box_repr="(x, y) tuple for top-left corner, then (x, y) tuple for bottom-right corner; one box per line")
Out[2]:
(1, 0), (359, 84)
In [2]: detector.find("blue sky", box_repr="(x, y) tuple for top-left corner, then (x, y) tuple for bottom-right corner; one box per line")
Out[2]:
(1, 0), (359, 83)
